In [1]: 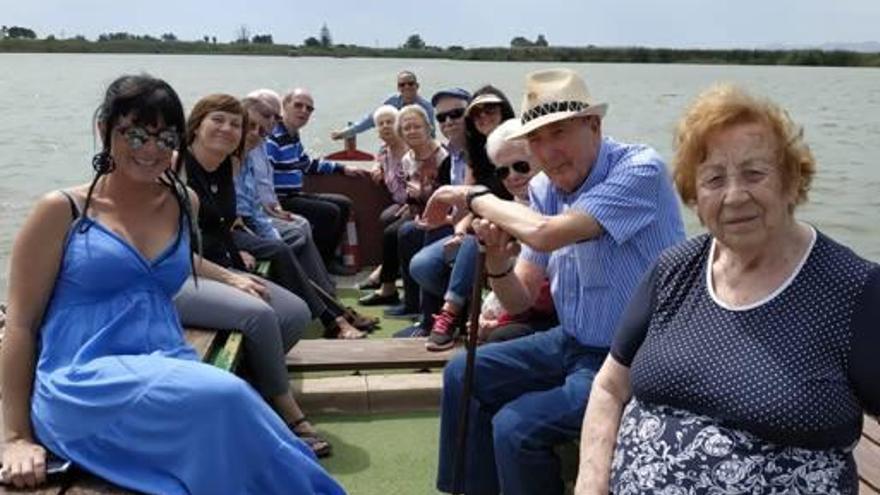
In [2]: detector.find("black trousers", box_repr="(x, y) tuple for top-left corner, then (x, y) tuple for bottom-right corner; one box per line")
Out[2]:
(279, 191), (353, 263)
(232, 229), (341, 320)
(379, 204), (410, 284)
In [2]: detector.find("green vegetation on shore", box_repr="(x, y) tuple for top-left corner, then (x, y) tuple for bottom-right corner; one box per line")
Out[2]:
(2, 36), (879, 68)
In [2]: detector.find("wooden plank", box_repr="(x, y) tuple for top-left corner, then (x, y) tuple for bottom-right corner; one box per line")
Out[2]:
(865, 415), (880, 446)
(286, 338), (459, 372)
(63, 475), (139, 494)
(209, 333), (243, 372)
(182, 328), (216, 361)
(862, 480), (880, 495)
(862, 480), (880, 494)
(856, 436), (880, 493)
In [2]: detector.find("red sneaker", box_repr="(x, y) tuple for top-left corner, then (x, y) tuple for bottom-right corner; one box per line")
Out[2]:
(426, 309), (458, 351)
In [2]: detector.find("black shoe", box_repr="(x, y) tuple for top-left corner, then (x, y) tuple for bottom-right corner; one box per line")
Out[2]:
(343, 306), (380, 331)
(327, 261), (357, 276)
(357, 291), (400, 306)
(393, 322), (429, 338)
(356, 278), (381, 291)
(383, 304), (420, 320)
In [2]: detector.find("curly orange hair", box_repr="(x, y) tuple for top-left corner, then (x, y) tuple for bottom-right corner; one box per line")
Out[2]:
(673, 84), (815, 207)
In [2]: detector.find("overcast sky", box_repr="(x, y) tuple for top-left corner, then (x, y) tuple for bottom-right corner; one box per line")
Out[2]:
(2, 0), (879, 48)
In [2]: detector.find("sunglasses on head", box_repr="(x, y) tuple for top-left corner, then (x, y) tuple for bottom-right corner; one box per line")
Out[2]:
(495, 161), (531, 181)
(293, 101), (314, 113)
(398, 80), (417, 88)
(436, 108), (465, 124)
(117, 126), (179, 151)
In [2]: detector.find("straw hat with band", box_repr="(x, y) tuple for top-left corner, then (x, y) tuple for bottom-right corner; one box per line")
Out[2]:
(508, 68), (609, 140)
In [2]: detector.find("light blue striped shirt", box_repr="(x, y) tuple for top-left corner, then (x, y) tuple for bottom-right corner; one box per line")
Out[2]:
(235, 147), (282, 241)
(520, 137), (685, 348)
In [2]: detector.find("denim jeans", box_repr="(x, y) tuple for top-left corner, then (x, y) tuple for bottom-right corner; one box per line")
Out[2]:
(397, 221), (452, 318)
(436, 326), (607, 495)
(410, 234), (479, 308)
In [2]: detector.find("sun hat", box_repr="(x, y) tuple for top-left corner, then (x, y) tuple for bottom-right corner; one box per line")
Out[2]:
(507, 68), (609, 139)
(430, 88), (471, 107)
(464, 93), (506, 117)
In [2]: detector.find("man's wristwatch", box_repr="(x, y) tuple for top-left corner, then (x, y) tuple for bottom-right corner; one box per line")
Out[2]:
(465, 186), (492, 214)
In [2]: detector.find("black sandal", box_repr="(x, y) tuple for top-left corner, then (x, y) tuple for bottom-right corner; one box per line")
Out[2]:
(288, 417), (332, 458)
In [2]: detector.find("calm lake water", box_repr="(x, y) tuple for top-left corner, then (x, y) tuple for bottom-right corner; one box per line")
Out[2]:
(1, 53), (879, 296)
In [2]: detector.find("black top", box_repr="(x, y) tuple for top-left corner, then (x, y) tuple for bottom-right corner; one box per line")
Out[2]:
(184, 154), (243, 270)
(611, 231), (880, 449)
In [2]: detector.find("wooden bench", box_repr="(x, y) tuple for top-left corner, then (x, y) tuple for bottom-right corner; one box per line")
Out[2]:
(0, 328), (242, 494)
(858, 415), (880, 494)
(286, 337), (458, 372)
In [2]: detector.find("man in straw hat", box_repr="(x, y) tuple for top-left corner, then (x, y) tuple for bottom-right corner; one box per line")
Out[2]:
(421, 68), (685, 495)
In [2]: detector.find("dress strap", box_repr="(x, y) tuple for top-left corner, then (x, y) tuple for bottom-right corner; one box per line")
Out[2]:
(58, 190), (81, 221)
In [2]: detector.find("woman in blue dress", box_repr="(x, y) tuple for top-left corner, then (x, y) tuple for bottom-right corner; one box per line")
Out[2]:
(0, 74), (346, 494)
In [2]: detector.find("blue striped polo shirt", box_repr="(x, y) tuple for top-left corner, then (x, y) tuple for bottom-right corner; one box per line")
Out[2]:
(264, 122), (343, 195)
(520, 137), (685, 348)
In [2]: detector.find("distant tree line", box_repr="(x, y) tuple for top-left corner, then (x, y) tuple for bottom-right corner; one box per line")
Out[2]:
(1, 23), (878, 68)
(2, 25), (37, 39)
(511, 34), (549, 48)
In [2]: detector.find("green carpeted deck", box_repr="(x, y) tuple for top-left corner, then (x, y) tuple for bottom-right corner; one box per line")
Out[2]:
(302, 287), (416, 340)
(300, 281), (441, 494)
(313, 411), (441, 495)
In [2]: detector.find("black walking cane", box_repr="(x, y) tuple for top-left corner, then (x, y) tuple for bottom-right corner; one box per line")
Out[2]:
(451, 242), (487, 494)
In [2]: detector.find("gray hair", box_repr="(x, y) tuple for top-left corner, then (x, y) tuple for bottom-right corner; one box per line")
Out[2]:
(247, 88), (282, 116)
(486, 119), (531, 166)
(373, 104), (400, 127)
(397, 104), (430, 134)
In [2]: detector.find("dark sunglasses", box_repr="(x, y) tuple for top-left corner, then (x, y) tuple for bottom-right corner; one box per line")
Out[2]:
(293, 101), (314, 113)
(471, 104), (501, 118)
(398, 80), (417, 88)
(117, 126), (179, 151)
(495, 161), (531, 181)
(436, 108), (465, 124)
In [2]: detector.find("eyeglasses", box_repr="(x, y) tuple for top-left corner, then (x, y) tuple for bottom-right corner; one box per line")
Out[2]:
(117, 126), (179, 151)
(398, 80), (417, 89)
(293, 101), (314, 113)
(495, 161), (531, 181)
(436, 108), (465, 124)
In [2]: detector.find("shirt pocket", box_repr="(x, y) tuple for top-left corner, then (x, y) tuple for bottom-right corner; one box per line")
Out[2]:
(573, 240), (609, 289)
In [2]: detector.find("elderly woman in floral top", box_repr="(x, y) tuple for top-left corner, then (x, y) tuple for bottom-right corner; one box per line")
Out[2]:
(357, 105), (409, 291)
(575, 85), (880, 495)
(359, 104), (446, 306)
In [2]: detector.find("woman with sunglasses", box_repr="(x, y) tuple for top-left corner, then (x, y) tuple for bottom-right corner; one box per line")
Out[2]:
(476, 119), (557, 343)
(410, 85), (516, 351)
(0, 75), (344, 493)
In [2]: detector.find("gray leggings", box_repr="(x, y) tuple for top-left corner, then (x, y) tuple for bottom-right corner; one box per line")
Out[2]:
(173, 274), (310, 397)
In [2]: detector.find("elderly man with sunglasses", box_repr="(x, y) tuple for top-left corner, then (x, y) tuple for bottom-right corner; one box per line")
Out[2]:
(330, 70), (435, 140)
(266, 88), (368, 275)
(422, 69), (686, 495)
(391, 87), (472, 325)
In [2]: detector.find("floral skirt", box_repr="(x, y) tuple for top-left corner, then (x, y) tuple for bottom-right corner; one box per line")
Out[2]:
(610, 399), (857, 494)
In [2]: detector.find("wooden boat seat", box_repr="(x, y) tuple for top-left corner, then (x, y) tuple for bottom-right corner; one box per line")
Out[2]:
(858, 415), (880, 494)
(286, 338), (458, 372)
